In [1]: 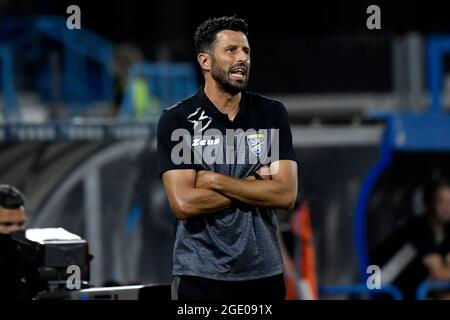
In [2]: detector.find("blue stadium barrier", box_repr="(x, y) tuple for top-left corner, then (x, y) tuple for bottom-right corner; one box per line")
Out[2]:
(416, 281), (450, 300)
(0, 16), (114, 119)
(35, 16), (113, 109)
(320, 283), (404, 300)
(0, 42), (19, 120)
(0, 121), (155, 141)
(1, 17), (198, 121)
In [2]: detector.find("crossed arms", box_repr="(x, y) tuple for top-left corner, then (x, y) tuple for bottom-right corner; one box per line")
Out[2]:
(162, 160), (298, 219)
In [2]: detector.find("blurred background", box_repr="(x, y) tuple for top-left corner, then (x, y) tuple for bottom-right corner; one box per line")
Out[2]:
(1, 0), (450, 300)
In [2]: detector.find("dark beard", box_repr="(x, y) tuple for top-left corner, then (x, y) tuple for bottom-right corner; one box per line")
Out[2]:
(210, 61), (248, 95)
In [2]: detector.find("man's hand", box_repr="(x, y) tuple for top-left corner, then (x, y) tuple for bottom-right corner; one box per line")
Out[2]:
(255, 164), (272, 180)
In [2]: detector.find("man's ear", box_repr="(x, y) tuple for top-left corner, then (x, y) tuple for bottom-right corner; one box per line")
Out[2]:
(197, 52), (211, 72)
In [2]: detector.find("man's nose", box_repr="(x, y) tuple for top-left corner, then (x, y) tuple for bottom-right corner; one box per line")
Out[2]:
(236, 49), (249, 63)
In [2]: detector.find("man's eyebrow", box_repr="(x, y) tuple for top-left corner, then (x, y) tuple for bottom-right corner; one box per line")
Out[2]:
(224, 44), (250, 50)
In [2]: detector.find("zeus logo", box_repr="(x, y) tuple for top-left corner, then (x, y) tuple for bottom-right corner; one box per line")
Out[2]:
(192, 138), (220, 146)
(187, 107), (212, 133)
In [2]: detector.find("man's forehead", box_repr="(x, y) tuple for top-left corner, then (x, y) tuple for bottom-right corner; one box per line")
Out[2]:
(0, 207), (26, 220)
(214, 30), (249, 46)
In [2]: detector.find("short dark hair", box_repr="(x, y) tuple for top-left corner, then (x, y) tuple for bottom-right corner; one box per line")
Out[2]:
(0, 184), (25, 209)
(194, 16), (249, 55)
(423, 176), (450, 208)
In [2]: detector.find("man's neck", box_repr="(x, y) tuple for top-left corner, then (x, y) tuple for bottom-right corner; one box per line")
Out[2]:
(204, 81), (241, 121)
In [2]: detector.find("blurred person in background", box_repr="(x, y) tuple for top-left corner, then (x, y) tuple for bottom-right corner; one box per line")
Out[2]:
(0, 184), (27, 235)
(0, 184), (41, 300)
(374, 176), (450, 299)
(112, 43), (144, 117)
(415, 177), (450, 298)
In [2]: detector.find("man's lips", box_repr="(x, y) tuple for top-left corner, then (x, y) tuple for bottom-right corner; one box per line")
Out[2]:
(229, 66), (247, 81)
